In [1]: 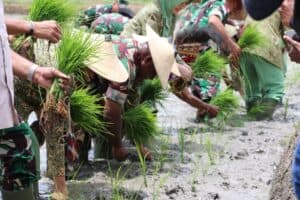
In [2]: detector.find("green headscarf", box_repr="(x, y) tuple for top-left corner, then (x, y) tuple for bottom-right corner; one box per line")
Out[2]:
(155, 0), (186, 37)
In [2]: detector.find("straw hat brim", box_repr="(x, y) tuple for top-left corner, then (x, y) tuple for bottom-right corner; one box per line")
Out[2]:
(85, 34), (129, 83)
(134, 26), (181, 89)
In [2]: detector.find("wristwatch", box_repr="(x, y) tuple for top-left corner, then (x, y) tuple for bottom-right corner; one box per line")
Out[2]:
(26, 21), (34, 37)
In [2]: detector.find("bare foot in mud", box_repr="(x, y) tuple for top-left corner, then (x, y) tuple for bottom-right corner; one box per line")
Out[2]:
(53, 176), (68, 200)
(112, 145), (129, 161)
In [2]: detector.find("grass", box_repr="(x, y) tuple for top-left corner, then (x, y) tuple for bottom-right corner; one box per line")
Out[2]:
(70, 88), (105, 133)
(123, 104), (159, 145)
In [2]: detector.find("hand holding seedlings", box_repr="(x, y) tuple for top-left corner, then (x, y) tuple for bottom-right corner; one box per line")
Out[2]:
(284, 35), (300, 63)
(32, 66), (70, 89)
(32, 20), (62, 43)
(206, 104), (219, 118)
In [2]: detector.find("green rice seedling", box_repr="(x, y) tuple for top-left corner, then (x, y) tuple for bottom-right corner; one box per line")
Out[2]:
(136, 143), (148, 187)
(123, 104), (159, 145)
(153, 172), (170, 200)
(56, 30), (99, 76)
(52, 29), (100, 99)
(247, 103), (268, 119)
(191, 50), (227, 78)
(284, 98), (289, 121)
(139, 78), (167, 106)
(178, 129), (185, 163)
(210, 89), (240, 117)
(29, 0), (77, 24)
(204, 136), (215, 165)
(238, 25), (266, 51)
(70, 88), (105, 133)
(158, 136), (169, 169)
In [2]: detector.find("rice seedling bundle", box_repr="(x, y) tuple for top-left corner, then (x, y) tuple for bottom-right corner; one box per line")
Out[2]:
(191, 50), (226, 78)
(210, 89), (239, 115)
(123, 104), (159, 145)
(29, 0), (77, 24)
(52, 30), (99, 100)
(139, 78), (167, 106)
(70, 88), (104, 133)
(238, 25), (266, 51)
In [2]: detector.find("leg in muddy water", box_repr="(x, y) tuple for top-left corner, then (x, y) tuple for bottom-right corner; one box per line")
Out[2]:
(78, 132), (92, 163)
(41, 95), (68, 198)
(94, 137), (113, 159)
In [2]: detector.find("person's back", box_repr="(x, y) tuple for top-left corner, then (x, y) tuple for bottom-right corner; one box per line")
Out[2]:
(122, 3), (163, 37)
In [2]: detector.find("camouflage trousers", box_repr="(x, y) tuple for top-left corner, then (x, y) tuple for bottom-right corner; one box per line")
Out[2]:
(0, 123), (37, 191)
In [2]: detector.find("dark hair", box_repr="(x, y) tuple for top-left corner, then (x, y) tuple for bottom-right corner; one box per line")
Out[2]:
(227, 0), (243, 11)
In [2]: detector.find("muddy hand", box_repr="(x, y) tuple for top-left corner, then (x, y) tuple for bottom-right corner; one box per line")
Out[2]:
(207, 105), (219, 118)
(284, 35), (300, 63)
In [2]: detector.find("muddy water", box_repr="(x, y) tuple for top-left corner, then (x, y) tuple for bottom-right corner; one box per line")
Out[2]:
(5, 13), (300, 200)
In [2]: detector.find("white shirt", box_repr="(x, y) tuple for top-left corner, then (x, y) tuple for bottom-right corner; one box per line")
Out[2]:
(0, 0), (19, 129)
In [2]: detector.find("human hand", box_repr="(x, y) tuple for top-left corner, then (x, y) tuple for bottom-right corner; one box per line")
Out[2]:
(32, 20), (62, 43)
(279, 0), (294, 27)
(284, 35), (300, 63)
(207, 104), (219, 118)
(229, 42), (241, 66)
(32, 66), (70, 90)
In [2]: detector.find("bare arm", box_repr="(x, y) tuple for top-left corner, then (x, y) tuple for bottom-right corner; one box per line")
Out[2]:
(103, 98), (124, 147)
(5, 18), (61, 43)
(174, 87), (219, 117)
(208, 15), (241, 61)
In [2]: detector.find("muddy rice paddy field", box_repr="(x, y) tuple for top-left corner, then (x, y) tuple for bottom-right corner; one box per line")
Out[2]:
(5, 3), (300, 200)
(36, 59), (300, 200)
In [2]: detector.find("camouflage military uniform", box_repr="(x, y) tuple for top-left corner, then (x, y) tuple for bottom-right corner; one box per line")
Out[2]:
(91, 13), (130, 35)
(77, 5), (114, 27)
(191, 75), (220, 102)
(0, 123), (37, 191)
(174, 0), (228, 46)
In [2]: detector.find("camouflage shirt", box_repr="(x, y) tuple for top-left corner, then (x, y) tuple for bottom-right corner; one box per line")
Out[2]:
(105, 35), (139, 106)
(175, 0), (228, 34)
(91, 13), (130, 35)
(77, 5), (113, 27)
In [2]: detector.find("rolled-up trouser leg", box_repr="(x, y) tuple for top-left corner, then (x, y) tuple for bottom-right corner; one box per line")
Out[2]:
(0, 123), (37, 191)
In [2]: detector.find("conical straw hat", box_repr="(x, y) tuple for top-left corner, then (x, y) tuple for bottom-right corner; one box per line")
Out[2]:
(86, 34), (129, 83)
(143, 25), (181, 89)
